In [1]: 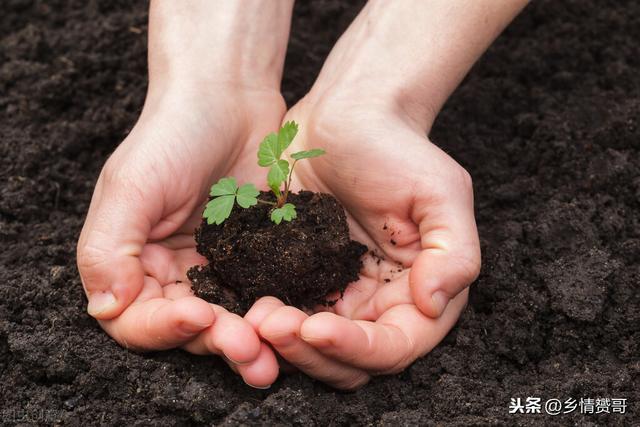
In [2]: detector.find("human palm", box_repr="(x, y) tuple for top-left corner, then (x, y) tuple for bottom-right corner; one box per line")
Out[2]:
(248, 101), (480, 389)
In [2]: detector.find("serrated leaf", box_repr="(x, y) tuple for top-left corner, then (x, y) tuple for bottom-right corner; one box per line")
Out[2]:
(210, 177), (238, 196)
(270, 203), (297, 224)
(257, 133), (280, 166)
(267, 159), (289, 189)
(236, 183), (259, 208)
(291, 148), (326, 160)
(281, 203), (297, 221)
(278, 121), (299, 153)
(203, 195), (235, 225)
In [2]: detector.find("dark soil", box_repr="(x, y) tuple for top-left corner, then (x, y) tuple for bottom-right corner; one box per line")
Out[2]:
(1, 1), (638, 426)
(188, 191), (367, 314)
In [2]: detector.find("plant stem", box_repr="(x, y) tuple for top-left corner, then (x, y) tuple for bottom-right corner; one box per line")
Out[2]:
(282, 159), (298, 205)
(256, 198), (277, 206)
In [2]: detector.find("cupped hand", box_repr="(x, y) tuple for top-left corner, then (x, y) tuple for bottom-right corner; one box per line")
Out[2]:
(77, 83), (284, 387)
(248, 95), (480, 389)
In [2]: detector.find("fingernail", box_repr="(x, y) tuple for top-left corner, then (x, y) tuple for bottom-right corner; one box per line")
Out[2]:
(87, 291), (117, 317)
(244, 379), (271, 390)
(431, 290), (450, 316)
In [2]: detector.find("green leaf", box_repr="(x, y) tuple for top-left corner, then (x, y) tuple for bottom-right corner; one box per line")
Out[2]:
(270, 203), (297, 224)
(267, 159), (289, 189)
(236, 183), (259, 208)
(278, 121), (299, 153)
(210, 177), (238, 196)
(269, 185), (282, 197)
(270, 184), (282, 198)
(290, 148), (326, 160)
(203, 195), (235, 225)
(257, 133), (280, 167)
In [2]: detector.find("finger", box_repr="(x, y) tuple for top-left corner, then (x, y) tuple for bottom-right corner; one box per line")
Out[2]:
(140, 243), (206, 285)
(99, 296), (214, 351)
(183, 306), (278, 388)
(163, 282), (196, 300)
(301, 290), (467, 374)
(350, 276), (412, 320)
(244, 296), (286, 331)
(161, 208), (207, 242)
(409, 167), (480, 317)
(77, 174), (157, 320)
(329, 257), (409, 319)
(182, 306), (262, 365)
(259, 306), (370, 390)
(236, 342), (280, 389)
(243, 297), (301, 375)
(323, 276), (378, 319)
(132, 275), (163, 303)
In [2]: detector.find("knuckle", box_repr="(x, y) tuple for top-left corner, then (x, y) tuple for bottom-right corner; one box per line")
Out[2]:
(373, 325), (416, 375)
(468, 256), (482, 281)
(455, 250), (482, 283)
(452, 164), (473, 191)
(258, 317), (296, 344)
(97, 161), (148, 219)
(77, 243), (110, 273)
(382, 351), (414, 375)
(101, 156), (146, 201)
(255, 296), (284, 307)
(106, 326), (145, 352)
(102, 159), (135, 190)
(257, 324), (279, 343)
(101, 157), (123, 185)
(256, 321), (271, 339)
(426, 162), (474, 203)
(371, 352), (413, 376)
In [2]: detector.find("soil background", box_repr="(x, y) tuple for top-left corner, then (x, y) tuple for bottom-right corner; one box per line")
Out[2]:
(1, 1), (638, 426)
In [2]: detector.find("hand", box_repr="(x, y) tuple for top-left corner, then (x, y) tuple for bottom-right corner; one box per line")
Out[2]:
(247, 93), (480, 389)
(244, 0), (522, 390)
(77, 0), (295, 388)
(77, 83), (284, 388)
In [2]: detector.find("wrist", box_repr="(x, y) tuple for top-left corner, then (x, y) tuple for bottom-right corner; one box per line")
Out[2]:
(303, 1), (445, 131)
(303, 0), (527, 132)
(140, 81), (285, 142)
(306, 79), (438, 133)
(147, 0), (294, 93)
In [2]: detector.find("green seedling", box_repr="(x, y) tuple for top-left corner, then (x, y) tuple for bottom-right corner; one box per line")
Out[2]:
(203, 121), (325, 225)
(203, 178), (259, 225)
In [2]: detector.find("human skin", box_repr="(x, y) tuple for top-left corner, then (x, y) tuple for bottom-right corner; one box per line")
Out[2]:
(76, 0), (294, 388)
(78, 0), (528, 390)
(250, 0), (529, 389)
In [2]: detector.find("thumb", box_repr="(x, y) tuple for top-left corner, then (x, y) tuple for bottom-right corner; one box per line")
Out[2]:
(409, 168), (481, 318)
(77, 170), (157, 320)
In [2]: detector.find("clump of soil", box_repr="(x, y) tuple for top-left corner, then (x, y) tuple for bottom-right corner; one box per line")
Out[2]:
(188, 191), (368, 314)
